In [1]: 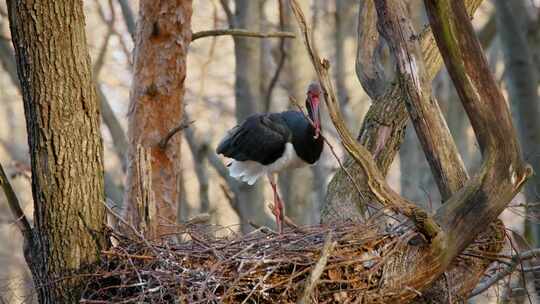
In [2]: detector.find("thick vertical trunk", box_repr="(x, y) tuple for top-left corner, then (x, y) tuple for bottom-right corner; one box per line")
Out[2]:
(495, 0), (540, 297)
(233, 0), (273, 232)
(7, 1), (107, 302)
(123, 1), (192, 239)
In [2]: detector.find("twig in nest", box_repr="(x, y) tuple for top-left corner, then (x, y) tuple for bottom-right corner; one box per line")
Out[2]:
(298, 233), (336, 304)
(102, 200), (158, 254)
(191, 29), (295, 41)
(158, 119), (194, 150)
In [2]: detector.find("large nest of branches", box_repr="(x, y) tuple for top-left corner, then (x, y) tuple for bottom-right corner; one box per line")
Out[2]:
(81, 221), (418, 303)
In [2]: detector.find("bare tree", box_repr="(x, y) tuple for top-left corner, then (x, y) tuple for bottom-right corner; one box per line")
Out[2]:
(122, 1), (192, 239)
(227, 0), (274, 232)
(5, 1), (107, 302)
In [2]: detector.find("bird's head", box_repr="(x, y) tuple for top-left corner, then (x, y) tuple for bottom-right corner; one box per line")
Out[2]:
(306, 82), (322, 138)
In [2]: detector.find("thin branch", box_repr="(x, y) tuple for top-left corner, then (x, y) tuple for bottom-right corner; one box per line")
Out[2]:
(0, 161), (32, 243)
(264, 0), (287, 112)
(218, 0), (235, 28)
(103, 199), (158, 255)
(469, 248), (540, 297)
(117, 0), (136, 39)
(298, 233), (336, 304)
(191, 29), (295, 41)
(94, 0), (116, 78)
(158, 119), (194, 150)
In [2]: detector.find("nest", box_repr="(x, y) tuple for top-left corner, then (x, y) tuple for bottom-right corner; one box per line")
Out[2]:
(80, 221), (412, 303)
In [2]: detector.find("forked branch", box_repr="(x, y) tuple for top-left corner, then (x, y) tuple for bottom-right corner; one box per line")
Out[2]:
(288, 0), (441, 241)
(424, 0), (532, 256)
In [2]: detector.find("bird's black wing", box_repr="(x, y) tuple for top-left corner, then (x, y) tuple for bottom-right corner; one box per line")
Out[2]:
(216, 113), (291, 165)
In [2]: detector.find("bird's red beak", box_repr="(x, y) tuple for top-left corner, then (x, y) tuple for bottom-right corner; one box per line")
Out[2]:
(310, 95), (321, 138)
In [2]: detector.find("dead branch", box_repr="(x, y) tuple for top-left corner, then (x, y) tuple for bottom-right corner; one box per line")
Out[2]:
(374, 1), (468, 200)
(0, 161), (32, 244)
(298, 233), (336, 304)
(158, 119), (194, 150)
(218, 0), (235, 28)
(191, 29), (295, 42)
(469, 248), (540, 297)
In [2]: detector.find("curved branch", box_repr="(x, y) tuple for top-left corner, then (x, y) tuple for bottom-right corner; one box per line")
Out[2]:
(424, 0), (531, 256)
(356, 0), (387, 99)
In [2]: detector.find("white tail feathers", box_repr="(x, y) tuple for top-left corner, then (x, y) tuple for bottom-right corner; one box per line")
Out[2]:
(228, 160), (265, 185)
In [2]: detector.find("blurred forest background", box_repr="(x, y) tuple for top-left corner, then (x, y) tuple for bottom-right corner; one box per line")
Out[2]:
(0, 0), (539, 303)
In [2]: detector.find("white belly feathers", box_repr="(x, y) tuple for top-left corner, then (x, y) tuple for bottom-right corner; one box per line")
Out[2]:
(228, 143), (306, 185)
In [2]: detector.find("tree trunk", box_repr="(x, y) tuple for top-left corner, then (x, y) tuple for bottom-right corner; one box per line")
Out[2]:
(496, 0), (540, 297)
(232, 0), (273, 232)
(122, 1), (192, 239)
(6, 1), (107, 302)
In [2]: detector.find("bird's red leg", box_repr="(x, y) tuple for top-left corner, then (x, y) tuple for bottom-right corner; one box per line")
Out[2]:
(268, 174), (284, 233)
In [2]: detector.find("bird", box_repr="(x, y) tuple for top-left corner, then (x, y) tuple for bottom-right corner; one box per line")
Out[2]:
(216, 82), (324, 233)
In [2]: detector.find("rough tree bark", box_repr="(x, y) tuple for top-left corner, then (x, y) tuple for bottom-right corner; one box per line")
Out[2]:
(495, 0), (540, 297)
(231, 0), (273, 232)
(6, 1), (107, 302)
(122, 1), (192, 239)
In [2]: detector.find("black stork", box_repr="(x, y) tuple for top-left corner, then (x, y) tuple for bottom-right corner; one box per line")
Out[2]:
(216, 82), (324, 233)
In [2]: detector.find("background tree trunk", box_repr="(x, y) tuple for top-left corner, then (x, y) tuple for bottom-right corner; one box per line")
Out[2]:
(122, 1), (192, 239)
(278, 0), (320, 225)
(496, 0), (540, 298)
(232, 0), (273, 232)
(7, 1), (107, 302)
